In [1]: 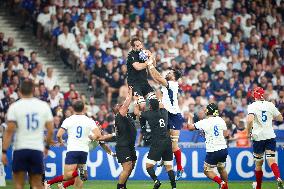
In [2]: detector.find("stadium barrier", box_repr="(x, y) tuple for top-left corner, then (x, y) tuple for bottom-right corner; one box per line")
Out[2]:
(4, 147), (284, 181)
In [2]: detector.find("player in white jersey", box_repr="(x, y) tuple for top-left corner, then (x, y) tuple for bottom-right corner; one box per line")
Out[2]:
(2, 80), (54, 189)
(146, 59), (184, 180)
(246, 87), (283, 189)
(45, 121), (116, 189)
(187, 103), (229, 189)
(45, 100), (113, 189)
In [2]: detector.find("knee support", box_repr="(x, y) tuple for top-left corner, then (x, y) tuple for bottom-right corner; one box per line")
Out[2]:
(171, 135), (179, 142)
(265, 153), (275, 159)
(204, 163), (215, 172)
(253, 154), (264, 166)
(217, 162), (226, 169)
(146, 92), (157, 100)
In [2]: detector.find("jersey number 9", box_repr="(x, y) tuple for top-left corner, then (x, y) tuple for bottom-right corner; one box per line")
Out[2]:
(76, 126), (83, 138)
(26, 113), (39, 131)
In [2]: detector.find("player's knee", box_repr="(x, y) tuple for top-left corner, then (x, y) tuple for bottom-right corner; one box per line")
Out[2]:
(217, 163), (226, 173)
(254, 153), (264, 167)
(203, 163), (214, 175)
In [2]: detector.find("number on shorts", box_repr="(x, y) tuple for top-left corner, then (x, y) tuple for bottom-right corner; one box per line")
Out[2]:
(76, 126), (83, 138)
(261, 111), (267, 122)
(213, 125), (219, 136)
(159, 119), (165, 127)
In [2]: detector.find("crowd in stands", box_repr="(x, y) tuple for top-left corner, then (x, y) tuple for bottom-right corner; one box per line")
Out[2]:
(1, 0), (284, 147)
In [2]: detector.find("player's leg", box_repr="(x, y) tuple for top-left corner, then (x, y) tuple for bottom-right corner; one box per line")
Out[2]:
(253, 140), (265, 189)
(29, 150), (45, 189)
(217, 163), (228, 182)
(117, 161), (133, 189)
(29, 174), (44, 189)
(13, 172), (26, 189)
(163, 143), (176, 189)
(265, 138), (283, 188)
(73, 176), (83, 189)
(146, 146), (162, 189)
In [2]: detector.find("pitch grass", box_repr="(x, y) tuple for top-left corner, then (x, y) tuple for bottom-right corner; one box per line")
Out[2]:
(4, 180), (277, 189)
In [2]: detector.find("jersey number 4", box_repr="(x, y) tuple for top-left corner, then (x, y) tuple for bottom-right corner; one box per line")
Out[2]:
(26, 113), (39, 131)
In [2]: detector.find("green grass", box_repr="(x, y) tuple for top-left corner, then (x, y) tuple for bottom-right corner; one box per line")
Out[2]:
(4, 180), (278, 189)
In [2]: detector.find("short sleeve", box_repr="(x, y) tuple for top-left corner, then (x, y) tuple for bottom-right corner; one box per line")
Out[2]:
(7, 104), (16, 121)
(90, 119), (98, 130)
(221, 119), (227, 130)
(247, 104), (255, 115)
(61, 118), (69, 130)
(127, 52), (139, 65)
(194, 119), (206, 131)
(270, 103), (281, 117)
(45, 104), (54, 122)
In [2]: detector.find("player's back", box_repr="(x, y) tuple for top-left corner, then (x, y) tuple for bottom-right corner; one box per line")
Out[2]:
(126, 50), (147, 85)
(62, 114), (97, 152)
(248, 100), (280, 141)
(195, 116), (227, 152)
(142, 108), (170, 143)
(7, 98), (53, 152)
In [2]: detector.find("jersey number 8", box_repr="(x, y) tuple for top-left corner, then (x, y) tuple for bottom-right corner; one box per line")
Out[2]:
(159, 119), (165, 127)
(213, 125), (219, 136)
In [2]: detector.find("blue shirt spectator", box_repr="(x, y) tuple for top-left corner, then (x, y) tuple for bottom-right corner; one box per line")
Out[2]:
(210, 71), (230, 101)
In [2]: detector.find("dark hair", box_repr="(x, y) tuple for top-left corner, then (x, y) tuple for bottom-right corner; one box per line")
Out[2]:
(130, 37), (140, 47)
(20, 80), (34, 96)
(173, 69), (182, 81)
(73, 100), (84, 113)
(149, 99), (159, 111)
(206, 103), (219, 116)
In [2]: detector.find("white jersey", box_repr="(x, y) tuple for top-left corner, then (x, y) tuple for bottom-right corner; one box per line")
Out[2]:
(247, 100), (280, 141)
(194, 116), (227, 152)
(7, 98), (53, 152)
(161, 81), (181, 114)
(61, 115), (98, 152)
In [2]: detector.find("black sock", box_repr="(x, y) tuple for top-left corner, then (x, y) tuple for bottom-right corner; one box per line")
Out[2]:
(147, 167), (157, 181)
(117, 183), (124, 189)
(168, 170), (176, 188)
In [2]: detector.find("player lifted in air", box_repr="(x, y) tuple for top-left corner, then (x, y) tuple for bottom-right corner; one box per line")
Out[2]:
(187, 103), (229, 189)
(45, 101), (112, 189)
(246, 87), (283, 189)
(146, 58), (184, 180)
(2, 80), (54, 189)
(134, 99), (176, 189)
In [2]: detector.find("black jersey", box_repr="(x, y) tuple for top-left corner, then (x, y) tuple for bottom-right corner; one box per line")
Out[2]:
(141, 108), (170, 144)
(115, 113), (137, 147)
(126, 50), (148, 85)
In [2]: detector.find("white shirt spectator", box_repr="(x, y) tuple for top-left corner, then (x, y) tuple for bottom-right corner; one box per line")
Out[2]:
(111, 47), (122, 58)
(12, 64), (23, 72)
(112, 13), (123, 22)
(44, 76), (58, 91)
(37, 12), (51, 26)
(57, 33), (76, 49)
(101, 40), (113, 51)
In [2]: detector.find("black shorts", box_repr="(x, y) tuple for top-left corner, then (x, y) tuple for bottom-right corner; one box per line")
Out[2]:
(148, 140), (173, 162)
(253, 138), (276, 154)
(65, 151), (88, 165)
(205, 148), (228, 166)
(115, 146), (137, 163)
(132, 83), (154, 97)
(12, 149), (44, 174)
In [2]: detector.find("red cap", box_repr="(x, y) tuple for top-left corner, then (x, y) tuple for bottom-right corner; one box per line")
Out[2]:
(252, 87), (265, 100)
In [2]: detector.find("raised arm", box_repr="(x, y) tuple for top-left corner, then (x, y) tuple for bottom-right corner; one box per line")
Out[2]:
(147, 58), (168, 87)
(119, 86), (133, 117)
(132, 62), (148, 71)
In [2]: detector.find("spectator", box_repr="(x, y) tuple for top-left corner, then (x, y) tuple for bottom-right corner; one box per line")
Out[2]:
(210, 71), (230, 101)
(44, 67), (57, 91)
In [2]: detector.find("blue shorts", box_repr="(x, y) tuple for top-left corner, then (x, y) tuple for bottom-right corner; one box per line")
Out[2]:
(167, 113), (184, 130)
(205, 148), (228, 166)
(253, 138), (276, 154)
(12, 149), (44, 174)
(65, 151), (88, 165)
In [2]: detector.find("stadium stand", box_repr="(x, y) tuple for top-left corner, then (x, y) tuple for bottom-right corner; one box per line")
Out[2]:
(0, 0), (283, 148)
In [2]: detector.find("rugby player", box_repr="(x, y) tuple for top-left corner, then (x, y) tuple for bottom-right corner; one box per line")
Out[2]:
(2, 80), (54, 189)
(113, 86), (137, 189)
(146, 59), (184, 180)
(134, 99), (176, 189)
(246, 87), (283, 189)
(187, 103), (229, 189)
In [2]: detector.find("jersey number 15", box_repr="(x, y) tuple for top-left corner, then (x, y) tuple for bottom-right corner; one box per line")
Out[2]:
(26, 113), (39, 131)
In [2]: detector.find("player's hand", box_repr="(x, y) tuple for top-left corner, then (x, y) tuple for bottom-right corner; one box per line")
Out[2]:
(144, 49), (152, 57)
(58, 142), (65, 147)
(1, 153), (8, 166)
(111, 152), (116, 157)
(128, 85), (133, 93)
(44, 147), (49, 157)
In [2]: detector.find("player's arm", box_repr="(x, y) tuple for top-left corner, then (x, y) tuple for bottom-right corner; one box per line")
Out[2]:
(275, 114), (283, 122)
(45, 121), (54, 147)
(99, 142), (116, 156)
(2, 121), (16, 165)
(246, 113), (255, 134)
(57, 127), (66, 146)
(187, 123), (197, 131)
(147, 59), (167, 87)
(133, 101), (141, 118)
(132, 62), (148, 71)
(119, 86), (133, 117)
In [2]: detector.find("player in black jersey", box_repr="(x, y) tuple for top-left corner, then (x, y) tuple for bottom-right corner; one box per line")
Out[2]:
(113, 86), (137, 189)
(127, 38), (157, 110)
(134, 99), (176, 189)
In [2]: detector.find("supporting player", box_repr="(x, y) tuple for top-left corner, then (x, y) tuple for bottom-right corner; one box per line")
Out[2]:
(246, 87), (283, 189)
(134, 99), (176, 189)
(187, 103), (229, 189)
(113, 86), (137, 189)
(146, 58), (184, 180)
(2, 80), (54, 189)
(44, 101), (110, 189)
